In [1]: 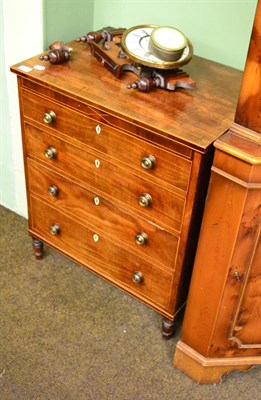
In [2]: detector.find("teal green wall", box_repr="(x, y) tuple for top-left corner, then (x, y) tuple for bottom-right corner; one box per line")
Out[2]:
(44, 0), (95, 48)
(44, 0), (257, 69)
(1, 0), (44, 217)
(93, 0), (257, 70)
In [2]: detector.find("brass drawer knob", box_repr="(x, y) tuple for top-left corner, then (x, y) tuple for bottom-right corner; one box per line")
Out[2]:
(132, 271), (144, 284)
(48, 185), (59, 196)
(138, 193), (152, 207)
(141, 154), (156, 170)
(135, 232), (148, 245)
(43, 110), (56, 124)
(45, 146), (57, 159)
(49, 223), (60, 235)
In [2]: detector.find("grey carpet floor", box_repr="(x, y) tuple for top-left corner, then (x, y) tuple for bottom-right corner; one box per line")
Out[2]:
(0, 205), (260, 400)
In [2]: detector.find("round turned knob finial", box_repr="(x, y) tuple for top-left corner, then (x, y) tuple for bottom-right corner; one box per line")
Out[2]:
(48, 185), (59, 197)
(75, 31), (103, 43)
(141, 155), (156, 170)
(135, 232), (148, 246)
(127, 77), (155, 92)
(39, 41), (72, 64)
(138, 193), (152, 208)
(49, 223), (61, 236)
(44, 146), (57, 159)
(43, 110), (56, 124)
(132, 271), (144, 284)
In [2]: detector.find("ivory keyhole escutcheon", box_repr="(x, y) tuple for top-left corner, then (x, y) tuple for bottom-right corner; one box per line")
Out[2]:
(94, 158), (101, 168)
(94, 197), (100, 206)
(95, 159), (101, 168)
(93, 234), (99, 242)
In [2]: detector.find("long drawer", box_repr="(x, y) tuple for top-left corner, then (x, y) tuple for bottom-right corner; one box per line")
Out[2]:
(29, 196), (173, 313)
(24, 124), (186, 233)
(27, 159), (179, 269)
(22, 89), (191, 191)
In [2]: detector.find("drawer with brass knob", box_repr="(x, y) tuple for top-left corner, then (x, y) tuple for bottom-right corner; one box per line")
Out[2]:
(27, 159), (179, 268)
(22, 89), (191, 191)
(25, 124), (186, 233)
(30, 196), (173, 313)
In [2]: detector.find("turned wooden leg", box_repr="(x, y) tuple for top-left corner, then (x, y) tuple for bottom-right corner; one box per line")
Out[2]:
(32, 238), (43, 260)
(162, 318), (175, 339)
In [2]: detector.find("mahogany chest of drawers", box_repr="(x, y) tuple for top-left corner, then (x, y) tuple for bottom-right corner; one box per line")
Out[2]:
(11, 41), (241, 337)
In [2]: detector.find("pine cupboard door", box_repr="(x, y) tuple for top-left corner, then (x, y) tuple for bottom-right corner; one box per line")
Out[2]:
(219, 189), (261, 354)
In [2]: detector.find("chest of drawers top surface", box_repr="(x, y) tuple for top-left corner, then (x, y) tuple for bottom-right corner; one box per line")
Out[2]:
(11, 41), (242, 151)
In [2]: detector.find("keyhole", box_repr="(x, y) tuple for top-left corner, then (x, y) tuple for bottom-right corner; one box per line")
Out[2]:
(94, 197), (100, 206)
(93, 234), (99, 242)
(234, 271), (240, 282)
(96, 125), (101, 134)
(95, 159), (101, 168)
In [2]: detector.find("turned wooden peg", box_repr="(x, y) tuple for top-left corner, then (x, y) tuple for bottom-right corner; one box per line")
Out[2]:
(32, 238), (44, 260)
(76, 27), (126, 44)
(76, 31), (103, 43)
(39, 41), (72, 64)
(128, 76), (156, 92)
(162, 318), (176, 339)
